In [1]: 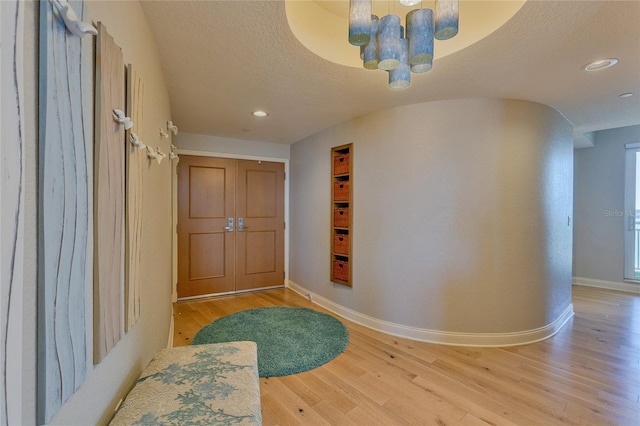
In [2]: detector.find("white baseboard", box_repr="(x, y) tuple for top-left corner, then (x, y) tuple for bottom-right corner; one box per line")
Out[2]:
(167, 314), (175, 348)
(286, 280), (574, 347)
(573, 276), (640, 294)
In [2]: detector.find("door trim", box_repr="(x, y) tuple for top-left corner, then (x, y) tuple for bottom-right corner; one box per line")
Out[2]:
(171, 149), (289, 302)
(176, 285), (287, 302)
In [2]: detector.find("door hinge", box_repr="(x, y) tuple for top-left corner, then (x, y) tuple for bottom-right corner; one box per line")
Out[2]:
(176, 224), (179, 233)
(284, 172), (286, 180)
(284, 221), (286, 230)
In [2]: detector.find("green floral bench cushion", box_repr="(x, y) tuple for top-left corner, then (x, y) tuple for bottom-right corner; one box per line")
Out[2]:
(109, 342), (261, 425)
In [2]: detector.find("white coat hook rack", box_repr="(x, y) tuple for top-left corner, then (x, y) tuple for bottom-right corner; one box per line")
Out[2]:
(155, 147), (167, 165)
(169, 144), (180, 162)
(129, 133), (146, 150)
(51, 0), (98, 38)
(167, 121), (179, 135)
(112, 109), (134, 130)
(146, 145), (158, 161)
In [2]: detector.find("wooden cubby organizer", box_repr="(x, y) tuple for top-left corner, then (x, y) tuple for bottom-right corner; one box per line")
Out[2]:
(331, 143), (353, 286)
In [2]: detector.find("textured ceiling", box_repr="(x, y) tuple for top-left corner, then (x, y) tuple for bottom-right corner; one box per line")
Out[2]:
(140, 0), (640, 145)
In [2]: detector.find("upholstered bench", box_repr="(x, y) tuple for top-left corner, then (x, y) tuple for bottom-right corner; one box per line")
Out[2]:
(109, 341), (261, 425)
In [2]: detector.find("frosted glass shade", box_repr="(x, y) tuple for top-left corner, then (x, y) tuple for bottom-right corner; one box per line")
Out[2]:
(377, 14), (401, 71)
(399, 0), (422, 6)
(411, 61), (433, 74)
(407, 9), (434, 70)
(435, 0), (459, 40)
(363, 15), (379, 70)
(349, 0), (372, 46)
(389, 38), (410, 89)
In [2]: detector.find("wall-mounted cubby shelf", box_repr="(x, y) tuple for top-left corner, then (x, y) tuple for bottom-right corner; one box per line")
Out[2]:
(331, 143), (353, 286)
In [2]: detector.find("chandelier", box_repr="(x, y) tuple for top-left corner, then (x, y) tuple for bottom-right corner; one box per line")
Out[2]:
(349, 0), (459, 89)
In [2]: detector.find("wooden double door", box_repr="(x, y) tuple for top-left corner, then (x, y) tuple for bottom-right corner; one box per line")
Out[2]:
(177, 156), (285, 298)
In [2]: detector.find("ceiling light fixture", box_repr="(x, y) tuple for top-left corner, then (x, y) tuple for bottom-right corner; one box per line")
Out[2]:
(252, 110), (268, 117)
(619, 93), (633, 98)
(584, 58), (618, 72)
(349, 0), (459, 89)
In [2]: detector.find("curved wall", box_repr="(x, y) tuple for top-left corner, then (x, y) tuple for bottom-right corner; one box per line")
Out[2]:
(290, 98), (574, 344)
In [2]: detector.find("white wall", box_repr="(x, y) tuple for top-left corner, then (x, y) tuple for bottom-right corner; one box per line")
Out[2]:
(573, 125), (640, 286)
(13, 1), (175, 424)
(290, 98), (574, 337)
(175, 132), (290, 159)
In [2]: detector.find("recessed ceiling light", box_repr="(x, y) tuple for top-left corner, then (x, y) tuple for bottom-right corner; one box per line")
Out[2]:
(252, 110), (268, 117)
(584, 58), (618, 72)
(619, 92), (633, 98)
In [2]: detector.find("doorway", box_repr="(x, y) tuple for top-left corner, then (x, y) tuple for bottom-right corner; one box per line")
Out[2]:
(624, 143), (640, 281)
(177, 155), (285, 298)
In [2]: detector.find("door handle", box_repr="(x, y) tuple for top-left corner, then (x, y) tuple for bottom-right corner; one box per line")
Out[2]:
(238, 217), (249, 232)
(224, 217), (234, 232)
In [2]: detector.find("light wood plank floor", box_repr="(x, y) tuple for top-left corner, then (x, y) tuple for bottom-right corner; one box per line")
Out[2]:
(173, 286), (640, 425)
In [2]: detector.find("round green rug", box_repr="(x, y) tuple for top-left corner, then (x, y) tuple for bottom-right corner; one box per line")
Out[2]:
(191, 307), (349, 377)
